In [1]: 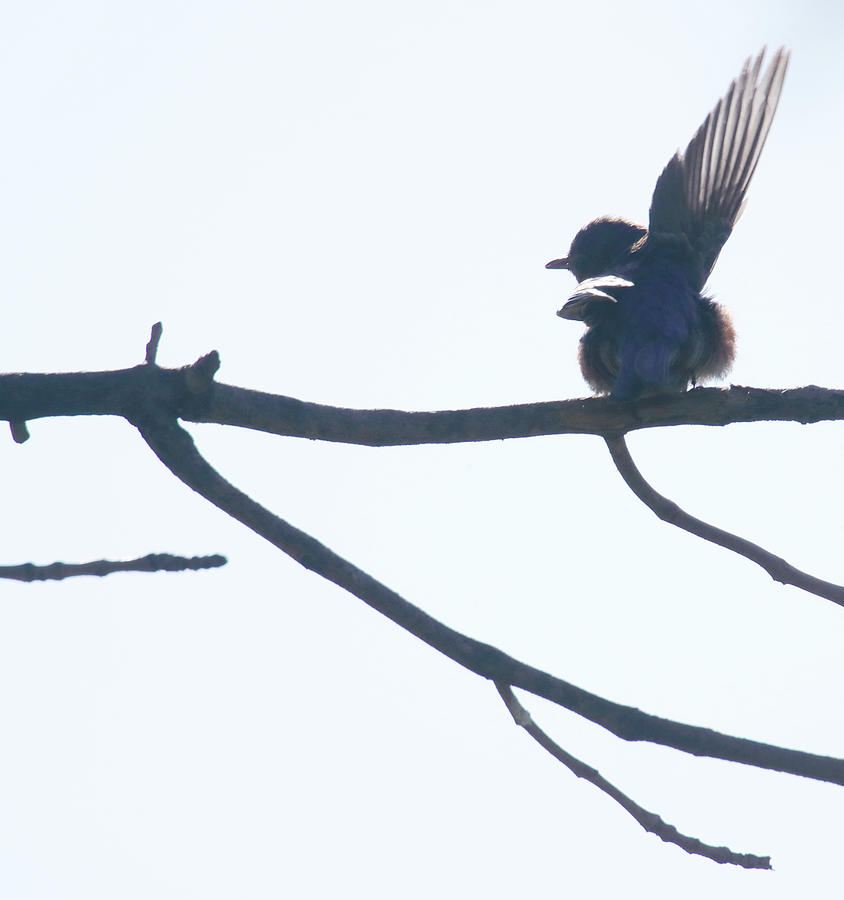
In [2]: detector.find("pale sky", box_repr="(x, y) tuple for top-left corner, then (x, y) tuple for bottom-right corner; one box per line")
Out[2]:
(1, 1), (842, 897)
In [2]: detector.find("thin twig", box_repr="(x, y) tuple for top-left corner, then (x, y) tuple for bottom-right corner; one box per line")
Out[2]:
(604, 435), (844, 607)
(0, 552), (226, 582)
(496, 683), (771, 869)
(129, 406), (844, 787)
(145, 322), (163, 365)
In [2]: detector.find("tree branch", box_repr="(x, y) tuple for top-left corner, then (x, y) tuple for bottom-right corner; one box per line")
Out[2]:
(195, 382), (844, 444)
(495, 684), (770, 869)
(0, 366), (841, 442)
(604, 435), (844, 606)
(4, 354), (837, 607)
(128, 405), (844, 788)
(0, 553), (226, 582)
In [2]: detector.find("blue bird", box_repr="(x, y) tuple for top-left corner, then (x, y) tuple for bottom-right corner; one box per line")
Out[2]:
(547, 48), (789, 400)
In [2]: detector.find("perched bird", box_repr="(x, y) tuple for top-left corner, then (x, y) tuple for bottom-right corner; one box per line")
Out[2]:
(547, 47), (789, 400)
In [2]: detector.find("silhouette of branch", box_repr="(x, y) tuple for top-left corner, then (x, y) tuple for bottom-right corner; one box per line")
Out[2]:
(191, 382), (844, 444)
(0, 366), (841, 443)
(128, 404), (844, 788)
(145, 321), (164, 365)
(0, 553), (227, 582)
(604, 435), (844, 607)
(10, 348), (837, 605)
(495, 684), (770, 869)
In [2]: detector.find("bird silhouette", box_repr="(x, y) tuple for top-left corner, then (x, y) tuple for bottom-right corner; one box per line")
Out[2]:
(546, 47), (790, 400)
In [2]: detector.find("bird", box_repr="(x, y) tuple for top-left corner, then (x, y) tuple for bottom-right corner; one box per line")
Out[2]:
(546, 47), (790, 401)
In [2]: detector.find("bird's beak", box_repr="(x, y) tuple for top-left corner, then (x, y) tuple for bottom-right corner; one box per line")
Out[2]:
(545, 257), (570, 270)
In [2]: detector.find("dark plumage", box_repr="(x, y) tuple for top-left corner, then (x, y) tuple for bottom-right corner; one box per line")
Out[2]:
(547, 47), (789, 400)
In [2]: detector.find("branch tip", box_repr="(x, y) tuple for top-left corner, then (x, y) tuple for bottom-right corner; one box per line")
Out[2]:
(10, 421), (29, 443)
(145, 322), (164, 365)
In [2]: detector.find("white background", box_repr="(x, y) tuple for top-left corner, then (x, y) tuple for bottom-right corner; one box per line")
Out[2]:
(0, 1), (842, 896)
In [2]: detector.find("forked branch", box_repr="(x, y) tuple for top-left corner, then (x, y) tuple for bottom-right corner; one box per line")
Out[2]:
(495, 684), (770, 869)
(128, 405), (844, 787)
(0, 368), (842, 443)
(4, 332), (842, 868)
(2, 351), (840, 608)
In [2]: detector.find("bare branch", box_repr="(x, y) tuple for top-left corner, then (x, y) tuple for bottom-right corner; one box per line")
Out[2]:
(0, 357), (220, 428)
(495, 684), (771, 869)
(128, 406), (844, 787)
(145, 322), (164, 365)
(187, 382), (844, 444)
(604, 435), (844, 607)
(0, 553), (227, 582)
(0, 365), (840, 442)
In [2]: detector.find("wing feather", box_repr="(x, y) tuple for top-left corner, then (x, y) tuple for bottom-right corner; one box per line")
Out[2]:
(648, 47), (789, 289)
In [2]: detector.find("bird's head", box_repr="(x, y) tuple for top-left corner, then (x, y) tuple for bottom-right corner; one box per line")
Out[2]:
(546, 217), (647, 281)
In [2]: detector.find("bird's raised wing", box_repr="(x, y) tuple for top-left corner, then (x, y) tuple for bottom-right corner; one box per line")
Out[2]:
(648, 47), (789, 289)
